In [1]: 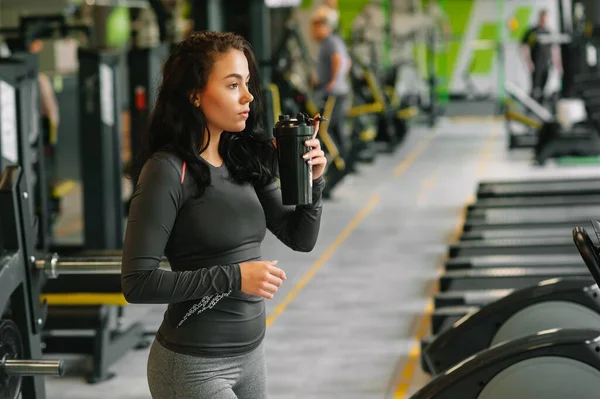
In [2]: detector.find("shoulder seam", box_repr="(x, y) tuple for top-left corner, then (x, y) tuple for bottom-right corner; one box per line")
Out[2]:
(153, 153), (183, 180)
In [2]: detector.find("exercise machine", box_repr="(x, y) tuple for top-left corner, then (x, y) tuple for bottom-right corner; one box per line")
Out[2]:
(0, 52), (156, 389)
(348, 33), (410, 153)
(476, 177), (600, 199)
(412, 216), (600, 399)
(411, 220), (600, 397)
(412, 328), (600, 399)
(504, 80), (600, 165)
(268, 21), (349, 197)
(422, 277), (599, 374)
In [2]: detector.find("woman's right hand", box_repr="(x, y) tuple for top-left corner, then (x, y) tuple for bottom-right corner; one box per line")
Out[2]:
(239, 261), (287, 299)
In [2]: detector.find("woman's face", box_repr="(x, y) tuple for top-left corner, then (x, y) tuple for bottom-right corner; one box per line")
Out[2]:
(198, 49), (254, 135)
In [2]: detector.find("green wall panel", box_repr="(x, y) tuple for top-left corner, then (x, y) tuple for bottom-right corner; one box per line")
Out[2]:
(509, 6), (533, 41)
(470, 22), (499, 74)
(338, 0), (373, 40)
(301, 0), (314, 9)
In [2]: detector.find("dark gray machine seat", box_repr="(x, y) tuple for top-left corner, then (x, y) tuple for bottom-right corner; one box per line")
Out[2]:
(448, 237), (579, 258)
(461, 227), (574, 241)
(446, 254), (583, 270)
(439, 267), (589, 292)
(468, 194), (600, 211)
(412, 329), (600, 399)
(423, 279), (600, 375)
(477, 180), (600, 199)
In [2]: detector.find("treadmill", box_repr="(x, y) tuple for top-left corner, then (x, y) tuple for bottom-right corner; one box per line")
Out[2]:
(463, 209), (598, 231)
(477, 179), (600, 199)
(446, 254), (584, 270)
(439, 267), (590, 292)
(431, 276), (595, 335)
(461, 226), (574, 240)
(468, 205), (600, 221)
(448, 237), (580, 257)
(467, 195), (600, 211)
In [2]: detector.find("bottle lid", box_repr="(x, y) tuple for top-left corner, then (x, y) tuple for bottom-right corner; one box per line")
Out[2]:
(274, 112), (312, 129)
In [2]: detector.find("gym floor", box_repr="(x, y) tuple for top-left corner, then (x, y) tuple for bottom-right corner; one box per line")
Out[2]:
(44, 117), (600, 399)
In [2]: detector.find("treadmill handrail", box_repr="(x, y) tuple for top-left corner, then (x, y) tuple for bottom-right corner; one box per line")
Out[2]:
(505, 80), (554, 123)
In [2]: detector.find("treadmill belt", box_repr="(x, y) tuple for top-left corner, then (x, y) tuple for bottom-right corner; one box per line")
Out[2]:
(469, 195), (600, 210)
(449, 239), (578, 257)
(477, 181), (600, 197)
(461, 227), (573, 240)
(446, 254), (583, 269)
(469, 206), (600, 223)
(465, 214), (596, 231)
(466, 219), (593, 231)
(440, 267), (589, 291)
(479, 177), (595, 187)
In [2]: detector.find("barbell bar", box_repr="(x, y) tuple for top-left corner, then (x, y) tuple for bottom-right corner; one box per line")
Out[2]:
(1, 357), (64, 377)
(34, 253), (170, 278)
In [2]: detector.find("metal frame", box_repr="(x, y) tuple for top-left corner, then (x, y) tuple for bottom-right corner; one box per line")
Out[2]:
(1, 52), (152, 392)
(0, 57), (49, 399)
(0, 167), (48, 398)
(127, 43), (169, 188)
(77, 49), (125, 250)
(41, 302), (148, 384)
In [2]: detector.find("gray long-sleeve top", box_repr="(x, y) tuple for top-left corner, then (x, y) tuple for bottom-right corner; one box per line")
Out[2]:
(121, 152), (325, 357)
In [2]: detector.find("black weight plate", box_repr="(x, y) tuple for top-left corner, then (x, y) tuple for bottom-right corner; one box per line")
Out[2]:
(0, 319), (23, 399)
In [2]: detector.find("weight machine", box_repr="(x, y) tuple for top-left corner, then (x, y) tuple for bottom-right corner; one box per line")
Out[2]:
(0, 9), (171, 252)
(268, 20), (349, 198)
(0, 52), (66, 399)
(0, 43), (161, 397)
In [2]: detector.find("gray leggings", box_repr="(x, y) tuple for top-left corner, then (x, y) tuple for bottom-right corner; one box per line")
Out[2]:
(147, 339), (267, 399)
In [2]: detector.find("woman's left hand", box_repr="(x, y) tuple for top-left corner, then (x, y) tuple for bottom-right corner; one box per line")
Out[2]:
(303, 114), (327, 180)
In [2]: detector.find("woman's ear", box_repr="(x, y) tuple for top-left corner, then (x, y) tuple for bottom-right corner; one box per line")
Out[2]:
(189, 91), (201, 108)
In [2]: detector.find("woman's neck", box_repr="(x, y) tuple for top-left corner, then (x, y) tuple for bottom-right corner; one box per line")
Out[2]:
(201, 129), (223, 167)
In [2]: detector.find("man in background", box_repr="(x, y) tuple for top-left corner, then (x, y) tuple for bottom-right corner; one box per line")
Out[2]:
(521, 9), (563, 105)
(310, 5), (351, 160)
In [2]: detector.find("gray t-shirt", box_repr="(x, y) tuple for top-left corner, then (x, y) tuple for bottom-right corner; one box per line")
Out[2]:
(122, 152), (325, 357)
(317, 33), (351, 96)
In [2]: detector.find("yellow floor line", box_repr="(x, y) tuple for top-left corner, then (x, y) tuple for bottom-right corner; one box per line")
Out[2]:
(392, 126), (499, 398)
(266, 194), (380, 326)
(394, 135), (434, 177)
(416, 168), (440, 206)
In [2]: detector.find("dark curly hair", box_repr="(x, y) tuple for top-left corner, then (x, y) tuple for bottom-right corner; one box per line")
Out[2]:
(134, 31), (277, 196)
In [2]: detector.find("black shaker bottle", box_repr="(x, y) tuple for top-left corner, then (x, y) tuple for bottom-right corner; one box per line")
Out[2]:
(274, 113), (314, 205)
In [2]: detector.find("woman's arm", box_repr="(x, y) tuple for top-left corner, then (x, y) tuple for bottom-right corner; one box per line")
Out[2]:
(121, 155), (241, 304)
(255, 176), (326, 252)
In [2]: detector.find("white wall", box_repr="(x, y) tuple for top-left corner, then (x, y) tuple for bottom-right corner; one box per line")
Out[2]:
(450, 0), (560, 97)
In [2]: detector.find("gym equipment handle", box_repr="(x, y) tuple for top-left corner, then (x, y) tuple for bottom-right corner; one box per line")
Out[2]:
(35, 254), (170, 278)
(1, 359), (65, 377)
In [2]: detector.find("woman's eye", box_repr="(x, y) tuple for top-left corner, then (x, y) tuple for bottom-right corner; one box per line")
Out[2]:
(246, 81), (250, 87)
(229, 83), (239, 89)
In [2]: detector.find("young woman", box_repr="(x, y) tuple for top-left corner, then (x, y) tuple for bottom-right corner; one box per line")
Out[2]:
(121, 31), (327, 398)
